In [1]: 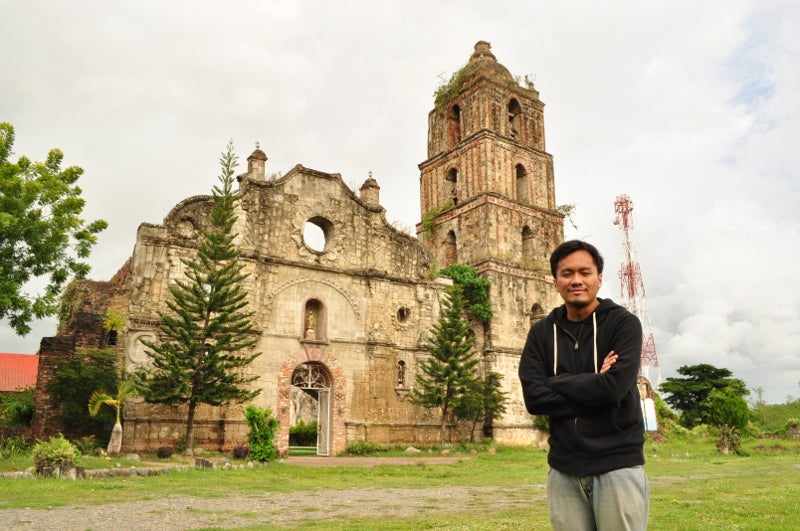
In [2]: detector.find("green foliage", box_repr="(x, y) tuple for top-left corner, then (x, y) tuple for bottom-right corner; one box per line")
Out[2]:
(88, 380), (137, 424)
(72, 435), (98, 455)
(533, 414), (549, 431)
(135, 141), (261, 450)
(31, 433), (79, 471)
(433, 63), (477, 105)
(749, 391), (800, 434)
(344, 441), (387, 456)
(102, 307), (126, 331)
(453, 371), (508, 440)
(0, 122), (107, 336)
(173, 434), (193, 454)
(0, 434), (31, 457)
(439, 264), (493, 322)
(659, 363), (748, 428)
(244, 405), (278, 462)
(88, 379), (138, 456)
(420, 200), (454, 237)
(289, 419), (318, 446)
(0, 386), (36, 427)
(705, 387), (750, 454)
(705, 387), (750, 431)
(411, 284), (480, 443)
(47, 348), (118, 442)
(556, 203), (579, 230)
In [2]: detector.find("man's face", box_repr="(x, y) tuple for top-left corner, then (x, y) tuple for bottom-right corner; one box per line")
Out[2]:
(554, 250), (603, 310)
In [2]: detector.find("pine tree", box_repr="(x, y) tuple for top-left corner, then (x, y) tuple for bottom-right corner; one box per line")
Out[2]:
(411, 284), (480, 444)
(453, 370), (509, 441)
(136, 141), (261, 454)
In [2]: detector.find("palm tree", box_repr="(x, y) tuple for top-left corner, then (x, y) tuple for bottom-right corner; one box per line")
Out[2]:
(88, 380), (137, 456)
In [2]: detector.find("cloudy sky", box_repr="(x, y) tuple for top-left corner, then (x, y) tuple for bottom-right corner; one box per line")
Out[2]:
(2, 0), (798, 404)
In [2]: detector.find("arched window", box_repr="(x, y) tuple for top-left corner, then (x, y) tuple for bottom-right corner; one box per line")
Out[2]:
(397, 360), (407, 387)
(522, 225), (534, 260)
(444, 230), (458, 265)
(508, 99), (522, 139)
(448, 105), (462, 146)
(446, 168), (458, 205)
(516, 163), (529, 204)
(303, 298), (326, 341)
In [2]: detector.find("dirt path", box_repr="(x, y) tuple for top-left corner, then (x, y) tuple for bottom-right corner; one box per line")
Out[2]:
(3, 456), (547, 530)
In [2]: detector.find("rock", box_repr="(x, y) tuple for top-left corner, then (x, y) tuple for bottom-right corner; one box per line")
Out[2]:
(125, 453), (141, 462)
(405, 446), (421, 454)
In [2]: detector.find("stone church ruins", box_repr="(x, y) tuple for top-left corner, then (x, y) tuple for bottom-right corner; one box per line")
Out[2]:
(33, 41), (564, 455)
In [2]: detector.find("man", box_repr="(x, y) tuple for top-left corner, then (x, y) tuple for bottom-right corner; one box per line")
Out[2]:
(518, 240), (649, 530)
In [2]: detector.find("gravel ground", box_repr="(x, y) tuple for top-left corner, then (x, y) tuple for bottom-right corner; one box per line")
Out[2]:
(3, 456), (546, 530)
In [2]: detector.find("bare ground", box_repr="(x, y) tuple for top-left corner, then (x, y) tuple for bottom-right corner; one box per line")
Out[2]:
(3, 456), (546, 530)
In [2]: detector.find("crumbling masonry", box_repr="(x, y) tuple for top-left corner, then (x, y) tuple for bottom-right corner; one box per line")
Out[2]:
(34, 41), (564, 455)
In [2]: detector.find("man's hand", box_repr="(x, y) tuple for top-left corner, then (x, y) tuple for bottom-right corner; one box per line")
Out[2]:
(600, 351), (618, 374)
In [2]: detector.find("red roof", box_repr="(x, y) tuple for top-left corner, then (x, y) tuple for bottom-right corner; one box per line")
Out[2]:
(0, 353), (39, 392)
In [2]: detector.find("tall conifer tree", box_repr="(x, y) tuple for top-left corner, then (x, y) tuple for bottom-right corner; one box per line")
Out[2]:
(411, 284), (480, 444)
(136, 141), (260, 453)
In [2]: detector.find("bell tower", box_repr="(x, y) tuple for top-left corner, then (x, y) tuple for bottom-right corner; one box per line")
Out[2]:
(418, 41), (562, 271)
(417, 42), (564, 433)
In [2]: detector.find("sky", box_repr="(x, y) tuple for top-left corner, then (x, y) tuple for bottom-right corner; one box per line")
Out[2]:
(1, 0), (798, 404)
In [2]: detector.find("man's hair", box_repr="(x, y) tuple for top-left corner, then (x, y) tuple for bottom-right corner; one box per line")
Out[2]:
(549, 240), (604, 277)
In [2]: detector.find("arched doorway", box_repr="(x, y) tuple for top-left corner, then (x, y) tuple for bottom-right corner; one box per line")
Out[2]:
(290, 362), (332, 456)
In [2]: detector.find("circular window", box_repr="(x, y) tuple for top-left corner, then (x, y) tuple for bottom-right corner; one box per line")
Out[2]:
(303, 216), (333, 253)
(396, 306), (411, 323)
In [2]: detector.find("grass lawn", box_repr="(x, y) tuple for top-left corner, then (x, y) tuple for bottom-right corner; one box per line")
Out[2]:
(0, 438), (798, 530)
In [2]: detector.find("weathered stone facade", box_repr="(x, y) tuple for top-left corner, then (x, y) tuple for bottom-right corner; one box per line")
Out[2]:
(34, 41), (563, 454)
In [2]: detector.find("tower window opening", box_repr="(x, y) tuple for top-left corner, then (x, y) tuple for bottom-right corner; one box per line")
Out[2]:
(444, 230), (458, 265)
(446, 168), (458, 205)
(448, 105), (462, 146)
(522, 225), (534, 261)
(516, 164), (529, 204)
(508, 99), (522, 139)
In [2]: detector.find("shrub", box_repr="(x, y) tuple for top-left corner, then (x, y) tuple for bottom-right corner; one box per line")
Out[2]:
(533, 415), (549, 431)
(0, 387), (36, 427)
(289, 420), (318, 446)
(173, 434), (196, 454)
(232, 443), (250, 459)
(156, 446), (174, 458)
(244, 405), (278, 462)
(345, 441), (384, 456)
(73, 435), (98, 455)
(0, 435), (31, 457)
(32, 434), (80, 473)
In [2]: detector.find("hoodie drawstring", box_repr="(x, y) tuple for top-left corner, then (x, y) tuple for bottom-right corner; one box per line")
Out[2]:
(554, 313), (598, 375)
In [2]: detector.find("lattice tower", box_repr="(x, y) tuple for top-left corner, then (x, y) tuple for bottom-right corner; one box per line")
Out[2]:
(613, 194), (661, 386)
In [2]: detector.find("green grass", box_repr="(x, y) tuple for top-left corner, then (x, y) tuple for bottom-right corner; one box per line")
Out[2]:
(0, 439), (798, 530)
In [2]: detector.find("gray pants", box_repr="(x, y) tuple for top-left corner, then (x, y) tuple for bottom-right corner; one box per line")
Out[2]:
(547, 466), (649, 531)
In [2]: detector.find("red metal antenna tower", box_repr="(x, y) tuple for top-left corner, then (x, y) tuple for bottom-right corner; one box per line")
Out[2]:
(614, 194), (661, 386)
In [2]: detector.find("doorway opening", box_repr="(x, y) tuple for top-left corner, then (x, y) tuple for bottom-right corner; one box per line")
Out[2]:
(290, 362), (332, 456)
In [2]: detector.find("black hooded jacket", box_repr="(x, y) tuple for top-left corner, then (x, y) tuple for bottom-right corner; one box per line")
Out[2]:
(518, 298), (645, 476)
